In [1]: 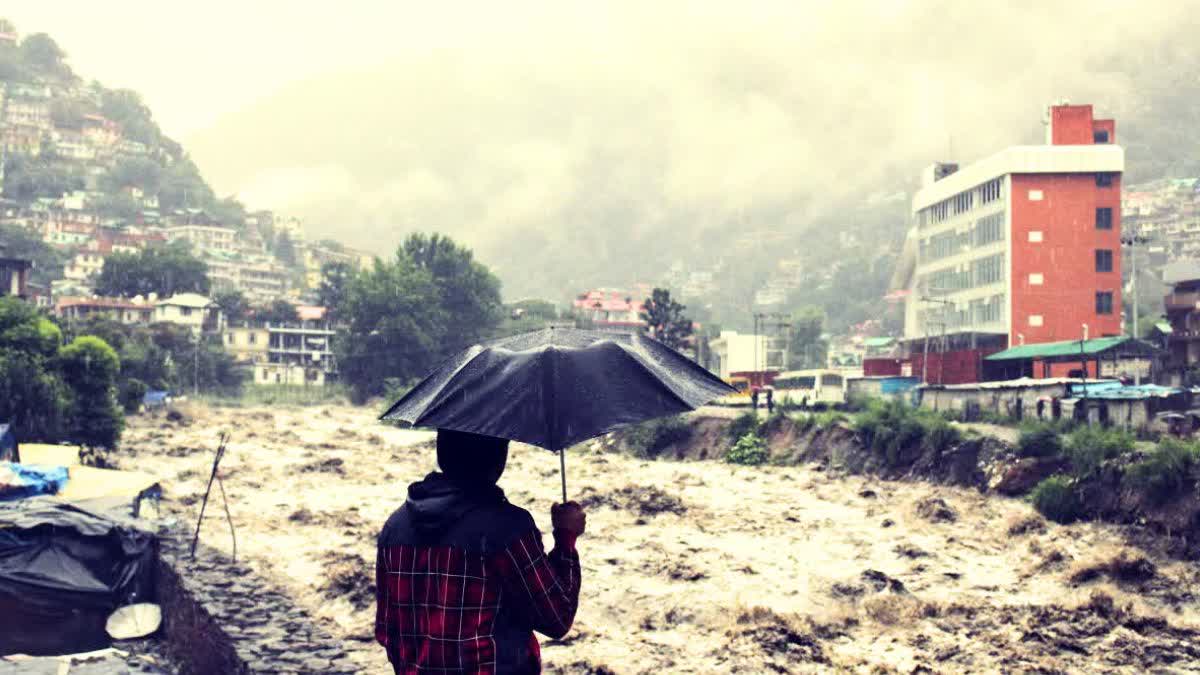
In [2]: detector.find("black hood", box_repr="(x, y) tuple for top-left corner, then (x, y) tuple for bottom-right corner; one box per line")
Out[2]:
(404, 472), (506, 539)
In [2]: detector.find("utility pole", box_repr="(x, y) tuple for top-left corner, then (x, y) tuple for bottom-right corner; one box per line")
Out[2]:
(919, 293), (954, 384)
(193, 332), (200, 396)
(1122, 233), (1151, 385)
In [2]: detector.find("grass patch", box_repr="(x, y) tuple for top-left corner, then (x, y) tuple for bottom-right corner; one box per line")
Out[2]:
(725, 432), (768, 466)
(1064, 426), (1134, 478)
(623, 415), (693, 459)
(1124, 439), (1200, 506)
(1016, 424), (1064, 458)
(1031, 475), (1083, 524)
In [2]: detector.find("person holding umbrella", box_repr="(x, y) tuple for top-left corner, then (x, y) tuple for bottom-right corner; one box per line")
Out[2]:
(376, 328), (734, 673)
(376, 429), (585, 674)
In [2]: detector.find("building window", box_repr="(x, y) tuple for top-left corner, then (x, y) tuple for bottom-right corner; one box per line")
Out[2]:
(1028, 230), (1043, 243)
(1029, 314), (1044, 327)
(1096, 207), (1113, 230)
(249, 333), (257, 344)
(181, 307), (192, 317)
(1029, 273), (1044, 285)
(1094, 130), (1110, 144)
(1028, 189), (1044, 201)
(1096, 291), (1114, 315)
(979, 178), (1002, 204)
(1096, 173), (1114, 187)
(1095, 249), (1113, 272)
(973, 212), (1004, 246)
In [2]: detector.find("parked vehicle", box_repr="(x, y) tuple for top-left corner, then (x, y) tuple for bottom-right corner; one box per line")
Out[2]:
(716, 375), (752, 405)
(772, 369), (848, 407)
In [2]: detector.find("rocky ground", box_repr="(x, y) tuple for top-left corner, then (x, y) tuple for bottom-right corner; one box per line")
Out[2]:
(120, 404), (1200, 674)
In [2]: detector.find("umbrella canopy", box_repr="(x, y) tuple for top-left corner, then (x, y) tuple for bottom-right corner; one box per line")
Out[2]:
(380, 328), (735, 451)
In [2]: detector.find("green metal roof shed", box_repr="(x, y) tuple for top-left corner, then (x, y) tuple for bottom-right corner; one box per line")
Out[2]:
(985, 336), (1135, 361)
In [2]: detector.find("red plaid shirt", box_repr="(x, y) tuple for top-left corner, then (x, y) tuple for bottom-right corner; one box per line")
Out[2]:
(376, 528), (580, 674)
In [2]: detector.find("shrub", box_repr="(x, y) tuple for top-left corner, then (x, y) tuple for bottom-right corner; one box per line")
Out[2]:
(1124, 439), (1200, 506)
(1031, 475), (1083, 523)
(1017, 425), (1063, 458)
(118, 377), (148, 414)
(1064, 426), (1134, 478)
(725, 432), (768, 466)
(624, 415), (693, 459)
(853, 399), (956, 466)
(922, 419), (962, 455)
(727, 412), (760, 443)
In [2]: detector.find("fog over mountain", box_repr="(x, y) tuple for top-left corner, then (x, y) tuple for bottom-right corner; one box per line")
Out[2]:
(183, 1), (1200, 300)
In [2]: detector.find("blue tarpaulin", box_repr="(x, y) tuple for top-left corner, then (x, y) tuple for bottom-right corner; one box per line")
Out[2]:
(142, 390), (169, 408)
(0, 463), (69, 501)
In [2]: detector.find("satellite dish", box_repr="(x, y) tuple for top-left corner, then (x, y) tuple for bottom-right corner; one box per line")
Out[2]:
(106, 603), (162, 640)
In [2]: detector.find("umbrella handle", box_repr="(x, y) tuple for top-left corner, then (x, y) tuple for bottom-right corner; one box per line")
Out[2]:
(559, 448), (567, 503)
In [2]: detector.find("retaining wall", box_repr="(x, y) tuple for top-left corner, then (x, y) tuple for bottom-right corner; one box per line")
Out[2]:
(156, 528), (362, 674)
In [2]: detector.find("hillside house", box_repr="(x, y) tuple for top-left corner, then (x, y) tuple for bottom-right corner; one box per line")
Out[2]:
(155, 293), (220, 333)
(56, 296), (154, 325)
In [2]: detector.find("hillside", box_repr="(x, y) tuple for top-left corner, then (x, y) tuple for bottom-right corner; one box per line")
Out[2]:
(0, 20), (242, 227)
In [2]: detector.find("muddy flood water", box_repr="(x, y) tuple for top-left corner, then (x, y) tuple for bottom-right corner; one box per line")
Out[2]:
(121, 404), (1200, 674)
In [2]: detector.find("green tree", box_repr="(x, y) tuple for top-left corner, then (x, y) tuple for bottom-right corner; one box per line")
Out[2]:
(94, 241), (210, 297)
(213, 290), (249, 322)
(0, 223), (68, 286)
(100, 157), (162, 195)
(49, 98), (87, 129)
(19, 33), (70, 78)
(640, 288), (693, 351)
(788, 306), (828, 369)
(2, 154), (86, 202)
(99, 89), (159, 146)
(338, 254), (446, 403)
(402, 233), (503, 353)
(58, 336), (123, 449)
(255, 299), (297, 325)
(317, 261), (355, 320)
(0, 298), (68, 441)
(275, 231), (298, 267)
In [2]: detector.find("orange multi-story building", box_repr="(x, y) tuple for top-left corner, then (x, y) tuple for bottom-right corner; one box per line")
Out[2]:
(895, 103), (1124, 383)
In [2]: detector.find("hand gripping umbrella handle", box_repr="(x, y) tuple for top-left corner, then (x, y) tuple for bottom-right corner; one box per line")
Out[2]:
(559, 448), (567, 503)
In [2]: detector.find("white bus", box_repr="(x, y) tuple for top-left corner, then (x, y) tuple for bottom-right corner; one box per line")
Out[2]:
(772, 369), (849, 407)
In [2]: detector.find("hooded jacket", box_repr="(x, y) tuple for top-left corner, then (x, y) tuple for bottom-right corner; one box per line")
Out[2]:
(376, 472), (580, 675)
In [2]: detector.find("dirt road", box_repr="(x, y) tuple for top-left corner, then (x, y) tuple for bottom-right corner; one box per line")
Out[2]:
(122, 404), (1200, 673)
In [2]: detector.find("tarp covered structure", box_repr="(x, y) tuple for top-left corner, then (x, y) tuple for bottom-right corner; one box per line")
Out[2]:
(0, 498), (156, 656)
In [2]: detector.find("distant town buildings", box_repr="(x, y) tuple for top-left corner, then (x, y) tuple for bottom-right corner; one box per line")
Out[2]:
(572, 288), (650, 330)
(892, 103), (1124, 383)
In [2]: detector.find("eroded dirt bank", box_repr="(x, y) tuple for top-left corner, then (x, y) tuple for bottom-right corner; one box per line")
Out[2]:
(121, 405), (1200, 673)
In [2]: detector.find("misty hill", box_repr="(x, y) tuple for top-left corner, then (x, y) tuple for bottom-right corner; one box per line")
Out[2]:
(181, 5), (1200, 331)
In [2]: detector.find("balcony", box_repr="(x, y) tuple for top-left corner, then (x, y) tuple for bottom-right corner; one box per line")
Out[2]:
(1164, 291), (1200, 312)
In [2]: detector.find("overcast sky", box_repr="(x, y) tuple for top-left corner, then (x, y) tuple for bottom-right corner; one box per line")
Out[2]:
(4, 2), (1197, 295)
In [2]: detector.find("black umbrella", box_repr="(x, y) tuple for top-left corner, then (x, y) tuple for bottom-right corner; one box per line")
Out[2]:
(380, 327), (735, 499)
